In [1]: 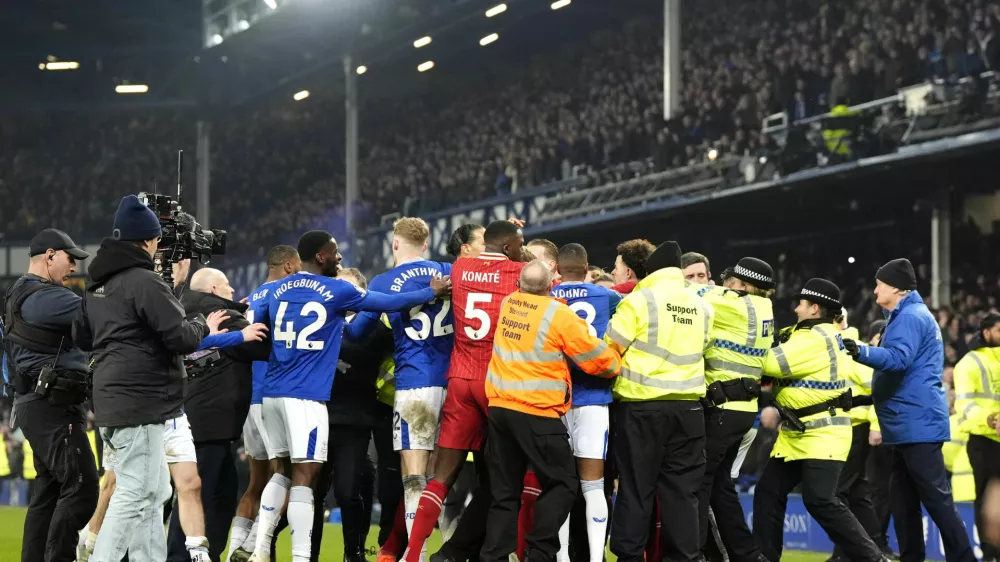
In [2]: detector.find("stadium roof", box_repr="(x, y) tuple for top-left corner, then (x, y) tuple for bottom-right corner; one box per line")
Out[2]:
(0, 0), (654, 112)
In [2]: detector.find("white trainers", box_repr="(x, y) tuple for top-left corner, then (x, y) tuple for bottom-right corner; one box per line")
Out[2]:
(75, 543), (93, 562)
(190, 550), (212, 562)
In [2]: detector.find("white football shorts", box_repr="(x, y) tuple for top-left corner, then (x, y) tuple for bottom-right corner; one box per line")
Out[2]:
(243, 403), (271, 461)
(393, 386), (446, 452)
(163, 413), (198, 465)
(261, 396), (329, 463)
(562, 404), (609, 460)
(731, 427), (758, 478)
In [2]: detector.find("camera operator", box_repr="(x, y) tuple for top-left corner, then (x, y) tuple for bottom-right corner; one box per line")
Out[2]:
(74, 195), (221, 562)
(167, 268), (271, 562)
(3, 228), (97, 562)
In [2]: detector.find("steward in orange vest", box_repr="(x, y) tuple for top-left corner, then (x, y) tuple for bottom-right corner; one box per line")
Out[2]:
(481, 260), (621, 562)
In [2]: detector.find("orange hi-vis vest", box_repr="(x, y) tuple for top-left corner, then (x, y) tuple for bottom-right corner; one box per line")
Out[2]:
(486, 291), (621, 418)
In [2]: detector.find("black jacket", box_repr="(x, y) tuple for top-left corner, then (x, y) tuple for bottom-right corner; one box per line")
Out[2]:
(329, 318), (394, 427)
(73, 239), (208, 428)
(180, 290), (270, 442)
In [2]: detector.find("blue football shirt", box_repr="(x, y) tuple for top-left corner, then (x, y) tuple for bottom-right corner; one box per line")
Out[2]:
(551, 282), (622, 406)
(245, 279), (280, 405)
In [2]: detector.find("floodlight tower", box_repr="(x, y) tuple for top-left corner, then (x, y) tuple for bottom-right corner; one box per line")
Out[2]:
(664, 0), (681, 120)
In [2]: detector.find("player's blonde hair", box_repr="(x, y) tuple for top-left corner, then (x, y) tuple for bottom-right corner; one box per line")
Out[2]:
(393, 217), (430, 247)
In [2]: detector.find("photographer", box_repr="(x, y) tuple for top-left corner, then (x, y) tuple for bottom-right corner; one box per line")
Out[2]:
(167, 268), (271, 562)
(74, 195), (221, 562)
(3, 228), (97, 562)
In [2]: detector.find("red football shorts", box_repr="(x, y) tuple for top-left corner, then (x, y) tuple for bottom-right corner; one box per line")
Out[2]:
(437, 377), (489, 451)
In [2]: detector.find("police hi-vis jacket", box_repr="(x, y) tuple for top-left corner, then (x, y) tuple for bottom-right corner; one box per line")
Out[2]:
(838, 326), (880, 429)
(696, 284), (774, 412)
(763, 320), (855, 462)
(605, 267), (713, 403)
(954, 337), (1000, 443)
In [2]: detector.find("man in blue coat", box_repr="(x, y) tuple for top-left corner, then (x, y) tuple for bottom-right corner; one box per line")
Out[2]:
(843, 258), (975, 562)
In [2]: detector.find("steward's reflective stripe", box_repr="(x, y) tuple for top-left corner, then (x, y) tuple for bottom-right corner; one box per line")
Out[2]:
(378, 371), (396, 385)
(951, 439), (968, 447)
(743, 296), (758, 348)
(606, 327), (632, 350)
(956, 392), (1000, 400)
(812, 326), (840, 382)
(569, 341), (609, 365)
(970, 352), (995, 398)
(620, 368), (704, 390)
(493, 300), (563, 363)
(487, 370), (568, 392)
(958, 401), (977, 426)
(954, 470), (975, 476)
(771, 347), (792, 377)
(775, 379), (846, 391)
(780, 415), (851, 431)
(621, 288), (705, 365)
(709, 339), (768, 357)
(698, 299), (713, 345)
(630, 340), (703, 365)
(705, 358), (762, 377)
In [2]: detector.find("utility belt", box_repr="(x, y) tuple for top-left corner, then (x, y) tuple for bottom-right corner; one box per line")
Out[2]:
(184, 349), (222, 379)
(12, 366), (89, 406)
(774, 389), (863, 433)
(701, 377), (761, 408)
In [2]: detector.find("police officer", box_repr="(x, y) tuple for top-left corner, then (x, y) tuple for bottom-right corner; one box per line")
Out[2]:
(4, 228), (98, 562)
(696, 257), (775, 562)
(604, 241), (714, 562)
(752, 278), (885, 562)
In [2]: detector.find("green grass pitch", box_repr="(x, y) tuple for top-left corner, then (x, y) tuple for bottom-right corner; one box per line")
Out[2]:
(0, 506), (828, 562)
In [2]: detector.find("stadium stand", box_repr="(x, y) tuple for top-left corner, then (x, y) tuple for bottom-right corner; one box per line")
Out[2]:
(5, 0), (1000, 253)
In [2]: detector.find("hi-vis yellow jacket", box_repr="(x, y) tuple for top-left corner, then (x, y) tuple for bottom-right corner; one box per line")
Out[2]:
(944, 414), (976, 502)
(376, 314), (396, 407)
(696, 285), (774, 412)
(22, 439), (36, 480)
(0, 439), (10, 478)
(954, 343), (1000, 442)
(606, 267), (713, 402)
(763, 321), (854, 462)
(837, 326), (879, 429)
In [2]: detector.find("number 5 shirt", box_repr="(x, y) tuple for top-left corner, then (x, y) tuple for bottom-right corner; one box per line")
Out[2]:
(261, 271), (438, 402)
(449, 252), (524, 381)
(348, 259), (453, 390)
(551, 281), (622, 406)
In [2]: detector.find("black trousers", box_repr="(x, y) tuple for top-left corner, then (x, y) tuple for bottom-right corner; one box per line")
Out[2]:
(967, 435), (1000, 561)
(359, 453), (376, 555)
(697, 408), (758, 562)
(372, 403), (402, 547)
(311, 425), (373, 562)
(481, 407), (577, 562)
(831, 423), (882, 559)
(167, 441), (239, 562)
(866, 443), (893, 545)
(16, 399), (99, 562)
(438, 450), (491, 562)
(753, 457), (881, 562)
(609, 400), (705, 562)
(890, 443), (976, 562)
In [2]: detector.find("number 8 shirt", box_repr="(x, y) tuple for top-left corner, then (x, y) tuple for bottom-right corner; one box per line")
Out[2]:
(438, 251), (525, 452)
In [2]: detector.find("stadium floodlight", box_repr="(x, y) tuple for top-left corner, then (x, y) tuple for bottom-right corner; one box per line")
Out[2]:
(237, 19), (250, 31)
(115, 84), (149, 94)
(264, 0), (277, 9)
(550, 0), (571, 9)
(210, 33), (223, 46)
(707, 148), (719, 161)
(43, 61), (80, 70)
(486, 4), (507, 17)
(480, 33), (499, 46)
(356, 65), (368, 75)
(38, 63), (45, 70)
(418, 61), (435, 72)
(413, 36), (432, 48)
(293, 90), (310, 101)
(848, 256), (856, 264)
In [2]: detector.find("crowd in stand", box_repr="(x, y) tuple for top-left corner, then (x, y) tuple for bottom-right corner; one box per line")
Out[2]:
(2, 0), (999, 253)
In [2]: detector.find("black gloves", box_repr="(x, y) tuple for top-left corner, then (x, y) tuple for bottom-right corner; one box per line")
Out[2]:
(842, 338), (861, 359)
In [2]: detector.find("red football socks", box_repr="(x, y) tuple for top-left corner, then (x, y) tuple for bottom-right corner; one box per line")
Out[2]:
(401, 479), (449, 562)
(516, 471), (542, 560)
(379, 499), (407, 557)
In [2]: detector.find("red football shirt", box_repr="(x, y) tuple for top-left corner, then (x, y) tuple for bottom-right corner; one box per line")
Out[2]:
(448, 252), (525, 381)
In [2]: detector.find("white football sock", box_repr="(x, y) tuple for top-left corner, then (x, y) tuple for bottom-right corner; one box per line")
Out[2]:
(254, 474), (291, 558)
(240, 517), (259, 552)
(582, 479), (608, 562)
(557, 515), (571, 562)
(288, 486), (315, 562)
(227, 517), (252, 558)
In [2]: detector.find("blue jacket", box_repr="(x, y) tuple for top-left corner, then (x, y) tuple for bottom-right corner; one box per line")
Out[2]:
(856, 291), (949, 445)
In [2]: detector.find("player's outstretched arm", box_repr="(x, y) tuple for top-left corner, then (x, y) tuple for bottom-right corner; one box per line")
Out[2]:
(344, 311), (379, 341)
(346, 276), (451, 313)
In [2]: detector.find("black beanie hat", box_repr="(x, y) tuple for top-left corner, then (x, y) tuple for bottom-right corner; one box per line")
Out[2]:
(645, 241), (682, 274)
(876, 258), (917, 291)
(796, 278), (842, 311)
(731, 257), (775, 290)
(113, 195), (162, 242)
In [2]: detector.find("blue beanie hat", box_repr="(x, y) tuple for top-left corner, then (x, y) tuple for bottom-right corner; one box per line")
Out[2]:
(113, 195), (162, 242)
